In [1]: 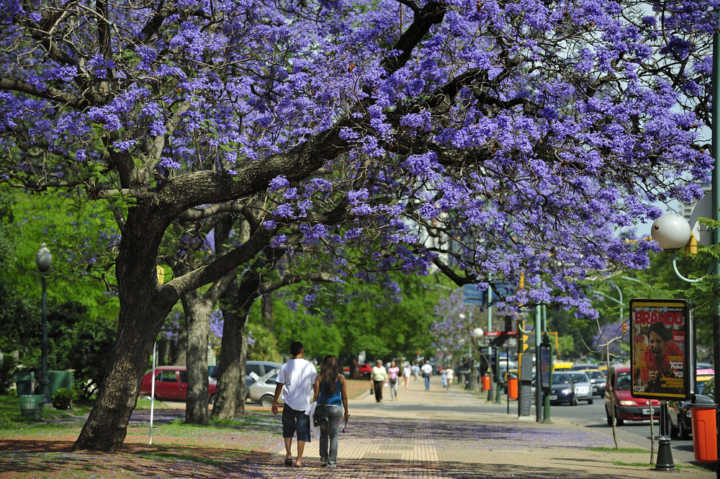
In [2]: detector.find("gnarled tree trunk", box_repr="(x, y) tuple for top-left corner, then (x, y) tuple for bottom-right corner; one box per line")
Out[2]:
(74, 209), (175, 451)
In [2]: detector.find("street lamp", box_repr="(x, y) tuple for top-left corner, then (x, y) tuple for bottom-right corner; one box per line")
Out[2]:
(651, 212), (720, 472)
(35, 243), (52, 403)
(471, 326), (485, 393)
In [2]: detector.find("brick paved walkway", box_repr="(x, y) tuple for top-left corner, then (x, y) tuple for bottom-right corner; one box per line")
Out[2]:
(270, 376), (715, 478)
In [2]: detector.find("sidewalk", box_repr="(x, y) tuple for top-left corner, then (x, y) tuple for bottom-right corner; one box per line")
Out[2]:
(0, 378), (714, 478)
(279, 376), (715, 478)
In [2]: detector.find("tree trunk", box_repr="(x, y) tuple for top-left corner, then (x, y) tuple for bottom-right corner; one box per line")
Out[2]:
(174, 327), (187, 366)
(74, 208), (173, 450)
(182, 290), (213, 425)
(212, 275), (259, 420)
(262, 292), (274, 331)
(236, 322), (249, 416)
(157, 338), (169, 365)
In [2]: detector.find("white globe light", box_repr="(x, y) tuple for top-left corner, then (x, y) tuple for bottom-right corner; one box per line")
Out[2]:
(472, 327), (484, 338)
(651, 213), (691, 250)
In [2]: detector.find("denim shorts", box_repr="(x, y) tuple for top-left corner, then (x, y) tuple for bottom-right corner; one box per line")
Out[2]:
(282, 405), (310, 442)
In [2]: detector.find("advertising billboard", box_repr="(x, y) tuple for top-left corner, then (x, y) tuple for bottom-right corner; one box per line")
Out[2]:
(629, 299), (693, 400)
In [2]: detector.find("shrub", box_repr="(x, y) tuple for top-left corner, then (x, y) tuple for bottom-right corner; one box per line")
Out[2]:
(51, 387), (76, 410)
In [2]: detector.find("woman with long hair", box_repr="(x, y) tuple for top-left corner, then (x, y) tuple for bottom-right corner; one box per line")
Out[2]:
(312, 356), (349, 467)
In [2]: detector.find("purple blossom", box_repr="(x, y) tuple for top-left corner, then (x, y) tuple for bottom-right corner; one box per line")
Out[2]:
(269, 176), (290, 192)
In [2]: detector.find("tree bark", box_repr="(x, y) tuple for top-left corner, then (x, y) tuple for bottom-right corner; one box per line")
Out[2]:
(182, 290), (213, 424)
(74, 208), (175, 450)
(212, 274), (259, 419)
(261, 292), (274, 331)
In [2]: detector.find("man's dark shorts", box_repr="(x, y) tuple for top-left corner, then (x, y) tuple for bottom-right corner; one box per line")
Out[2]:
(282, 405), (311, 442)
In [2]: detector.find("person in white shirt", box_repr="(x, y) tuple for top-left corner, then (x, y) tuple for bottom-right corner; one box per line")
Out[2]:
(421, 362), (433, 390)
(402, 363), (412, 390)
(272, 341), (317, 467)
(446, 367), (454, 389)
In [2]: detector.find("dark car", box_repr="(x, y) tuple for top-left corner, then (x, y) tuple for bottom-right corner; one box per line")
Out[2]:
(549, 371), (593, 405)
(604, 366), (659, 426)
(668, 376), (715, 439)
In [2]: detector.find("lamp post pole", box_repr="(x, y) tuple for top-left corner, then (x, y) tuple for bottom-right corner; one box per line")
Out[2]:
(711, 18), (720, 477)
(35, 243), (52, 404)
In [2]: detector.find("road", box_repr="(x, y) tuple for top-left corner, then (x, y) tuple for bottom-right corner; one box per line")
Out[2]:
(542, 394), (697, 465)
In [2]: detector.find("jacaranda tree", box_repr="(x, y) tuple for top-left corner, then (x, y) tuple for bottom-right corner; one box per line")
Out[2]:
(0, 0), (717, 450)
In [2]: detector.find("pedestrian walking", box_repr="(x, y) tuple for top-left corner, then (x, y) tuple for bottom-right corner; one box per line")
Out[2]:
(370, 359), (388, 402)
(313, 355), (349, 468)
(421, 361), (433, 390)
(441, 368), (448, 389)
(446, 367), (454, 390)
(272, 341), (318, 467)
(402, 363), (411, 390)
(388, 361), (400, 400)
(412, 363), (420, 381)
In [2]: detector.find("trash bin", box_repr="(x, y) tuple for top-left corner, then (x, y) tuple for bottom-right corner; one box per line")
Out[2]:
(14, 370), (34, 395)
(48, 370), (74, 397)
(19, 394), (44, 420)
(691, 404), (717, 462)
(482, 375), (491, 391)
(508, 377), (519, 400)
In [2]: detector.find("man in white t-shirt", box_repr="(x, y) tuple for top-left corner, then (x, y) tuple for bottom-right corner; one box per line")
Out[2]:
(272, 341), (317, 467)
(421, 362), (433, 390)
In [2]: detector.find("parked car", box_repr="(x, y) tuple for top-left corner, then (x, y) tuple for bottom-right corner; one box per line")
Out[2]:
(668, 375), (715, 439)
(549, 371), (593, 405)
(343, 363), (372, 378)
(585, 370), (607, 396)
(208, 361), (281, 381)
(604, 366), (659, 426)
(140, 365), (217, 402)
(247, 369), (281, 407)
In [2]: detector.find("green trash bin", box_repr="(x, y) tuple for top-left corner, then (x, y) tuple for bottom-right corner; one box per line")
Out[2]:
(19, 394), (44, 420)
(48, 370), (74, 397)
(14, 370), (34, 395)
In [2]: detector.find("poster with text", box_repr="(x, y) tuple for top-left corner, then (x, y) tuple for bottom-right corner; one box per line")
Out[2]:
(630, 299), (690, 400)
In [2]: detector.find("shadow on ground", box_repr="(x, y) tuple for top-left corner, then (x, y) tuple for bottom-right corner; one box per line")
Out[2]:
(0, 439), (644, 479)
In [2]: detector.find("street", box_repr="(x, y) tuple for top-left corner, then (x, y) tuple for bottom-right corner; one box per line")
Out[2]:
(546, 396), (698, 466)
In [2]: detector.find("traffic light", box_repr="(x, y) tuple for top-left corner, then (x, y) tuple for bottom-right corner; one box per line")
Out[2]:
(621, 322), (627, 334)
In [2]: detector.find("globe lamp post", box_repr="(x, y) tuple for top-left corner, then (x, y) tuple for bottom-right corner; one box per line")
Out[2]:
(36, 243), (52, 403)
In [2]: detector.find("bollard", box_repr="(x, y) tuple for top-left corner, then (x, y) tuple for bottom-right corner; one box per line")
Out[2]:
(655, 436), (674, 471)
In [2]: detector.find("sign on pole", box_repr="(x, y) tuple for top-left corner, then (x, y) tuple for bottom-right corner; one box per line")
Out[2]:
(630, 299), (693, 400)
(462, 282), (516, 305)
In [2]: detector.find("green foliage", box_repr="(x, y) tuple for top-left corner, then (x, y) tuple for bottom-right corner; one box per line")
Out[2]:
(0, 394), (92, 429)
(556, 335), (575, 358)
(249, 272), (446, 363)
(245, 322), (282, 362)
(51, 387), (76, 409)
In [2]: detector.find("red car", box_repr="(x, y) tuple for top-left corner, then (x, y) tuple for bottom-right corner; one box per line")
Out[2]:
(604, 366), (659, 425)
(343, 363), (373, 378)
(140, 366), (217, 402)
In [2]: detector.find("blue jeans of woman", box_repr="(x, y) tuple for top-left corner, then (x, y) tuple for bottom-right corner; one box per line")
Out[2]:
(317, 404), (343, 466)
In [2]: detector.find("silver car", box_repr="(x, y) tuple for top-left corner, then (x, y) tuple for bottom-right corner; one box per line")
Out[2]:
(549, 371), (593, 405)
(247, 369), (281, 407)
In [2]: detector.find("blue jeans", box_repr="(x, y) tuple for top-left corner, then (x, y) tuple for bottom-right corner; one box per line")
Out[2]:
(424, 374), (430, 390)
(317, 404), (343, 465)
